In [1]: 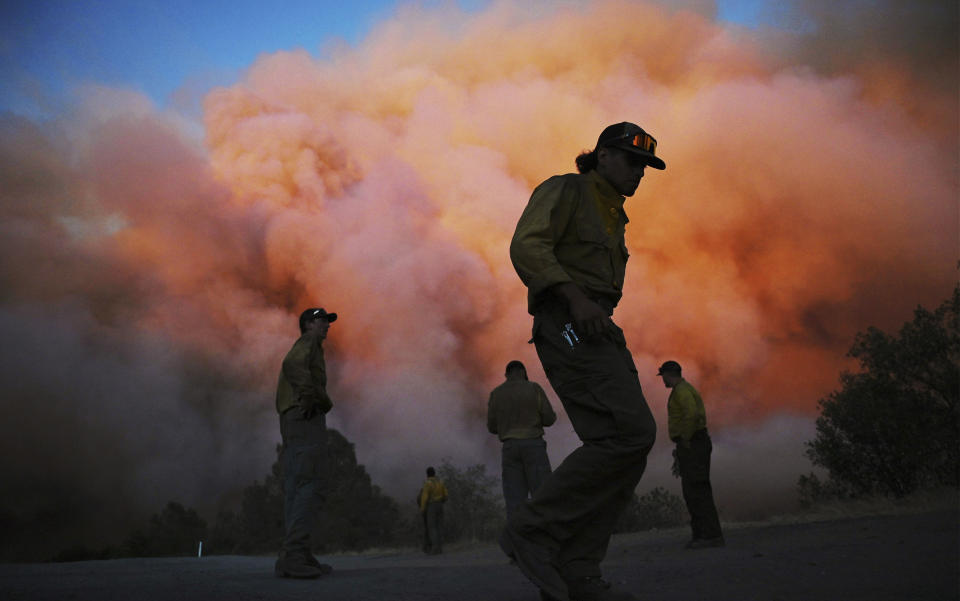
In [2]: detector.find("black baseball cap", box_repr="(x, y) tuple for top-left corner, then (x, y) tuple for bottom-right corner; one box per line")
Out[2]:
(597, 122), (666, 170)
(299, 308), (337, 330)
(657, 360), (682, 375)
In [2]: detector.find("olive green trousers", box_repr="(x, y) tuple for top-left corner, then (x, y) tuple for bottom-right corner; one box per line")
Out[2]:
(511, 301), (656, 579)
(677, 431), (722, 540)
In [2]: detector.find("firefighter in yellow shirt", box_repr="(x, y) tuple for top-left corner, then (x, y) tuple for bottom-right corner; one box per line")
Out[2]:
(419, 466), (449, 555)
(658, 360), (724, 549)
(274, 308), (337, 578)
(506, 122), (664, 601)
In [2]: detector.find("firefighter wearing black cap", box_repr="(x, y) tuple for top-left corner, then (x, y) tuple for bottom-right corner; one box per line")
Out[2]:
(274, 307), (337, 578)
(504, 122), (665, 601)
(658, 360), (724, 549)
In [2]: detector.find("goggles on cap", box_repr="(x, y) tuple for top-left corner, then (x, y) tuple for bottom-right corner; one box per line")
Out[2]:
(607, 131), (657, 155)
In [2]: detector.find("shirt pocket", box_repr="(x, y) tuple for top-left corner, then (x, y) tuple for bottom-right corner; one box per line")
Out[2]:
(575, 221), (615, 280)
(576, 221), (610, 246)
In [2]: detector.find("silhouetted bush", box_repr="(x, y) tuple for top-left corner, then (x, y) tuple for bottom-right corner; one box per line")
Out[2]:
(616, 486), (686, 532)
(121, 502), (207, 558)
(206, 428), (402, 555)
(50, 544), (119, 562)
(804, 285), (959, 498)
(312, 429), (402, 552)
(436, 460), (504, 543)
(796, 472), (855, 508)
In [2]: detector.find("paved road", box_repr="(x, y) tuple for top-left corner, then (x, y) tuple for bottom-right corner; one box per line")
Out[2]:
(3, 510), (957, 601)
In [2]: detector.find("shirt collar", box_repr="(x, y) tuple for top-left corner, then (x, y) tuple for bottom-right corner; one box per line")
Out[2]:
(587, 170), (629, 222)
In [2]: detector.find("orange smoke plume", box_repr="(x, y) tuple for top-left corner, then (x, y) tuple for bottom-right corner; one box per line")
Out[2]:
(200, 0), (956, 427)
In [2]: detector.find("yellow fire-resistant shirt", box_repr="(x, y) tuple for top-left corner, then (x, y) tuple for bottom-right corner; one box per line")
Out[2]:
(275, 332), (333, 415)
(487, 379), (557, 441)
(667, 379), (707, 442)
(419, 476), (448, 512)
(510, 170), (630, 314)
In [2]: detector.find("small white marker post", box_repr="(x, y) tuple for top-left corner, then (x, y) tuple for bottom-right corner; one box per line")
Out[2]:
(197, 541), (203, 558)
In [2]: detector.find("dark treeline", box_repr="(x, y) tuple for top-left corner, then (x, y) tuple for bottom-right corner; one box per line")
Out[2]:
(53, 428), (402, 561)
(49, 430), (687, 562)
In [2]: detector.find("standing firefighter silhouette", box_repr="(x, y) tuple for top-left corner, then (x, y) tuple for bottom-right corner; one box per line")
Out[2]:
(274, 308), (338, 579)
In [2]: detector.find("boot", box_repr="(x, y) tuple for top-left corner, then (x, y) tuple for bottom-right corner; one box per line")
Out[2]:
(566, 576), (638, 601)
(274, 556), (325, 579)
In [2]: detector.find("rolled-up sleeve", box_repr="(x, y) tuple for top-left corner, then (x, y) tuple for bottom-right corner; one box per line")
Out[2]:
(510, 176), (577, 303)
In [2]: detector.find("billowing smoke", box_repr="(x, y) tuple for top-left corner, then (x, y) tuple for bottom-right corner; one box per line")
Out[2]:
(1, 0), (955, 557)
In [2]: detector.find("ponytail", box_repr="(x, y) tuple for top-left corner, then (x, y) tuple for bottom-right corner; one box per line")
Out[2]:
(575, 149), (598, 173)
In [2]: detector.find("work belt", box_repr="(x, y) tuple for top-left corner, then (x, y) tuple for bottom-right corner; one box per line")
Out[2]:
(535, 293), (617, 317)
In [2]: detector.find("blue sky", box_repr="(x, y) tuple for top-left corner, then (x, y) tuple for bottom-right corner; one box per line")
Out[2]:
(1, 0), (771, 119)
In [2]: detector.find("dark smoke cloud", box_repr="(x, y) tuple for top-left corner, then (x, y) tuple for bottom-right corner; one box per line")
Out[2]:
(762, 0), (959, 144)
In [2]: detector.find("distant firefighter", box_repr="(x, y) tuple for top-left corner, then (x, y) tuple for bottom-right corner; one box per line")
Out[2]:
(419, 466), (449, 555)
(505, 122), (665, 601)
(273, 308), (338, 578)
(487, 360), (557, 519)
(658, 360), (724, 549)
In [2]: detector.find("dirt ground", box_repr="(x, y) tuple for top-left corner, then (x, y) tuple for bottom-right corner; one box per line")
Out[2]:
(3, 509), (957, 601)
